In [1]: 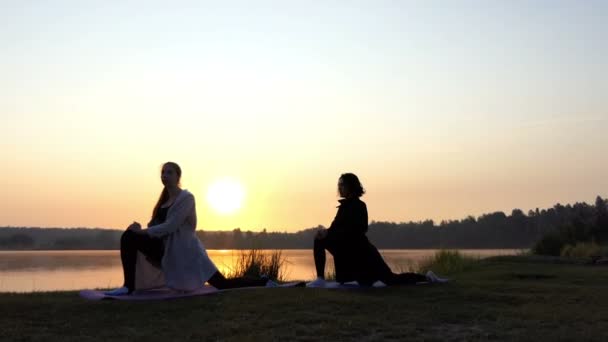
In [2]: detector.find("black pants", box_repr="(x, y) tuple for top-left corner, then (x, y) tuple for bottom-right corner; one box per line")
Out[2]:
(314, 236), (427, 285)
(121, 230), (266, 291)
(313, 238), (335, 278)
(381, 272), (428, 285)
(314, 237), (332, 278)
(207, 271), (267, 290)
(120, 229), (164, 292)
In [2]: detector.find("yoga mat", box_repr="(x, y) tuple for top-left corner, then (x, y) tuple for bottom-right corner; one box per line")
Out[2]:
(216, 281), (306, 293)
(79, 286), (219, 301)
(319, 281), (388, 289)
(308, 280), (431, 288)
(79, 281), (306, 301)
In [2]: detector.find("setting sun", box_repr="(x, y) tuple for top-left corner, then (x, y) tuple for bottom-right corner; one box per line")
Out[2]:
(205, 178), (246, 215)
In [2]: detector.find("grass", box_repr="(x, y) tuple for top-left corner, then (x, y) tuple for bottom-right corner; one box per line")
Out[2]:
(560, 241), (608, 259)
(2, 254), (608, 341)
(392, 249), (479, 275)
(416, 249), (480, 276)
(226, 249), (287, 282)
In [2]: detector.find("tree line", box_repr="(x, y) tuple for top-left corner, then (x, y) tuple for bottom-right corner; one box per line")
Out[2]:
(1, 196), (606, 250)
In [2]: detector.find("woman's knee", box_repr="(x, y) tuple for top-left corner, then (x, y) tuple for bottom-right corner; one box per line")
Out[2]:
(207, 271), (224, 288)
(314, 237), (325, 249)
(121, 229), (136, 244)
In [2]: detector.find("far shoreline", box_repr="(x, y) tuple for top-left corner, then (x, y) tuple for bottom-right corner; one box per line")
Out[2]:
(0, 247), (528, 252)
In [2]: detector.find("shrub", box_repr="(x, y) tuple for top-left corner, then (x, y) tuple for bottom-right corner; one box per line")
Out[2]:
(226, 249), (286, 282)
(533, 232), (567, 256)
(416, 249), (478, 275)
(560, 241), (602, 258)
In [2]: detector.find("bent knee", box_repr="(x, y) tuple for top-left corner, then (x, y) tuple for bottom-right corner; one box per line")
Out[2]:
(314, 237), (327, 249)
(121, 229), (136, 243)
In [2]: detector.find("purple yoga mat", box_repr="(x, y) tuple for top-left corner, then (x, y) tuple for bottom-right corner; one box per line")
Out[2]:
(319, 281), (388, 289)
(79, 282), (306, 301)
(79, 286), (219, 301)
(307, 281), (430, 289)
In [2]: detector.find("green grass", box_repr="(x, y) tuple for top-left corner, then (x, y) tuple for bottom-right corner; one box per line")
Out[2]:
(416, 249), (479, 275)
(226, 249), (286, 282)
(560, 241), (608, 259)
(2, 255), (608, 341)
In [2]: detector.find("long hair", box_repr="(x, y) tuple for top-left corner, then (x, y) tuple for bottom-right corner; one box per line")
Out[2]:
(340, 173), (365, 198)
(149, 162), (182, 226)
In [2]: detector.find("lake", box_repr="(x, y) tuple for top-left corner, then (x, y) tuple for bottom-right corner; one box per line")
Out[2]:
(0, 249), (521, 292)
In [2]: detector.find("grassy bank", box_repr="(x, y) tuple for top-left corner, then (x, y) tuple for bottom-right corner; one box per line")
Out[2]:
(1, 255), (607, 341)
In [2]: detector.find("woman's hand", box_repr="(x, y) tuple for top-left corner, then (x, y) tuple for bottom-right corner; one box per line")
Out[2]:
(127, 221), (142, 231)
(315, 228), (328, 240)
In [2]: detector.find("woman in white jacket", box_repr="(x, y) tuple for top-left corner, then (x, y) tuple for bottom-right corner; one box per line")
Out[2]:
(105, 162), (270, 295)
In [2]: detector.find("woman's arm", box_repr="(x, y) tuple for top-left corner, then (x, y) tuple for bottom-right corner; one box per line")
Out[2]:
(354, 202), (369, 234)
(145, 193), (195, 237)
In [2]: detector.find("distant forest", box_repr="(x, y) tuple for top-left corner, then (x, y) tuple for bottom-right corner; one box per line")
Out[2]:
(1, 196), (607, 250)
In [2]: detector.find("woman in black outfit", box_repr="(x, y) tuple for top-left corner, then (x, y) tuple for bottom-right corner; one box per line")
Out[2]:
(307, 173), (447, 287)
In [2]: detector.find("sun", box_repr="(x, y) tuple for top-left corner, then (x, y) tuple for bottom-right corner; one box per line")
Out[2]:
(205, 178), (245, 215)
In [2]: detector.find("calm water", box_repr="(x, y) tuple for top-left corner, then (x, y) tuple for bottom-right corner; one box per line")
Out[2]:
(0, 249), (520, 292)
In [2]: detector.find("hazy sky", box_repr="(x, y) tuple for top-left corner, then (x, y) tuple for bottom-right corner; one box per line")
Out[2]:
(1, 1), (607, 231)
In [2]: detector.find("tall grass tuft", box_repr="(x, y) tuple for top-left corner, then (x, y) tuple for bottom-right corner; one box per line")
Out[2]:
(226, 249), (287, 282)
(560, 241), (604, 258)
(416, 249), (479, 275)
(392, 259), (419, 274)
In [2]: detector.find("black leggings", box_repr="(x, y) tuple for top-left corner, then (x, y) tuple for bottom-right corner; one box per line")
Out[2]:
(381, 272), (428, 285)
(207, 271), (267, 290)
(314, 237), (330, 278)
(120, 229), (164, 292)
(121, 230), (267, 291)
(314, 236), (427, 285)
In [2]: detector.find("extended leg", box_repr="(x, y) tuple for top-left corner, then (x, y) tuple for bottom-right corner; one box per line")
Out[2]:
(207, 271), (266, 290)
(382, 272), (428, 286)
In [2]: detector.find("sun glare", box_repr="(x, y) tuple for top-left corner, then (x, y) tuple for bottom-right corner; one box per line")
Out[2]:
(206, 178), (245, 215)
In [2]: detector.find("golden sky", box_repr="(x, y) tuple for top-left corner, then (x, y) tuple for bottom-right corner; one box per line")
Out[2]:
(1, 2), (607, 231)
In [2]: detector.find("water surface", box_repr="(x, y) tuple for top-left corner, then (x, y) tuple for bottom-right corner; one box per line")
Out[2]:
(0, 249), (520, 292)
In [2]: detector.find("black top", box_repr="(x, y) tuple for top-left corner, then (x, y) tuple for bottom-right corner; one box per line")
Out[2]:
(326, 197), (369, 242)
(323, 197), (391, 284)
(152, 205), (172, 226)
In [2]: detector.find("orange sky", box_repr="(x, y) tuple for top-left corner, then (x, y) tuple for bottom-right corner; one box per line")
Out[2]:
(1, 2), (607, 231)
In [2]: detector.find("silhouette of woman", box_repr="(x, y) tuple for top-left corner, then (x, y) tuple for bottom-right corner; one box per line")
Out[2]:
(105, 162), (272, 295)
(307, 173), (447, 287)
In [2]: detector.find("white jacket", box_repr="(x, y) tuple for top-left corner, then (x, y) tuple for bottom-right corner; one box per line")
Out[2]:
(135, 189), (218, 291)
